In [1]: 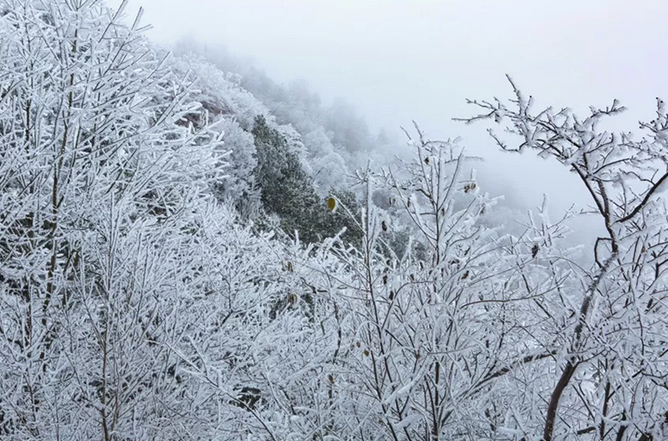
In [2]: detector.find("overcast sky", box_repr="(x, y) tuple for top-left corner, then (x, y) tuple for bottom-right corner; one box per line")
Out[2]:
(108, 0), (668, 238)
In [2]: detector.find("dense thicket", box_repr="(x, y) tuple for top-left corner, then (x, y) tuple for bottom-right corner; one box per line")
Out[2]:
(1, 2), (667, 441)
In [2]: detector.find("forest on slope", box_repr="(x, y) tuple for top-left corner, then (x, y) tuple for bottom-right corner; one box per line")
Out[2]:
(1, 1), (667, 441)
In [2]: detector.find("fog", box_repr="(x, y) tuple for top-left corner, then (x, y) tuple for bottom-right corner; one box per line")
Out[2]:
(109, 0), (668, 238)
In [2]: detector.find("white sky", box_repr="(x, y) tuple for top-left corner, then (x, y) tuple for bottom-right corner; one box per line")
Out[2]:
(108, 0), (668, 237)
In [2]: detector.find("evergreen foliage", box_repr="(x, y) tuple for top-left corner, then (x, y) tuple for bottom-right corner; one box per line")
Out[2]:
(252, 114), (322, 242)
(251, 115), (363, 245)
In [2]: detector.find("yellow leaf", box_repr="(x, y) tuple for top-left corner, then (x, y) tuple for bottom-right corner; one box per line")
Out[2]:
(327, 197), (337, 212)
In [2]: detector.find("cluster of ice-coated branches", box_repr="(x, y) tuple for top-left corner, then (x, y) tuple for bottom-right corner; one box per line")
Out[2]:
(456, 76), (668, 441)
(0, 1), (311, 439)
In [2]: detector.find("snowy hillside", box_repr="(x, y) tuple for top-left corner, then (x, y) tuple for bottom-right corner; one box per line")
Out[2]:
(1, 2), (667, 441)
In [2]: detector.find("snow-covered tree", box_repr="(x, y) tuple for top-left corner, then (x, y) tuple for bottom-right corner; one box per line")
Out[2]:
(460, 76), (668, 441)
(0, 0), (218, 436)
(275, 125), (551, 441)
